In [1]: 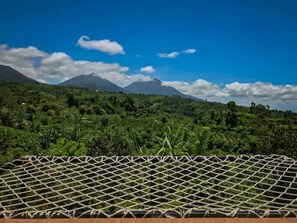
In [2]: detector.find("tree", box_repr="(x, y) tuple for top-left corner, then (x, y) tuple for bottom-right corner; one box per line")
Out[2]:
(122, 96), (136, 112)
(88, 134), (132, 156)
(226, 101), (238, 128)
(284, 110), (292, 118)
(0, 107), (14, 127)
(48, 138), (87, 156)
(254, 104), (270, 119)
(227, 101), (237, 113)
(260, 129), (297, 159)
(0, 129), (10, 155)
(250, 102), (256, 114)
(226, 112), (238, 128)
(66, 93), (79, 108)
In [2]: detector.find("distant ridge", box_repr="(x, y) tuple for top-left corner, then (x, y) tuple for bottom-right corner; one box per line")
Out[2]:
(124, 78), (199, 100)
(0, 65), (37, 83)
(59, 74), (124, 92)
(0, 67), (200, 100)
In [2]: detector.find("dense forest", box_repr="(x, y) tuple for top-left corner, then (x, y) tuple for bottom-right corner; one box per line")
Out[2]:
(0, 82), (297, 164)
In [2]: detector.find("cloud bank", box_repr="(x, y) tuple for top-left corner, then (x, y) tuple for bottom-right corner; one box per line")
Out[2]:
(77, 36), (125, 55)
(162, 80), (297, 111)
(0, 44), (150, 86)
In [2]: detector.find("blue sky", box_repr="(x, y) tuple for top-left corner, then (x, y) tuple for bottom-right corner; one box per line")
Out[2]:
(0, 0), (297, 110)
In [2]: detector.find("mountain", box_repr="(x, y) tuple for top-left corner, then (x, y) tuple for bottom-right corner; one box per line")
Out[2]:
(0, 65), (37, 83)
(59, 75), (199, 99)
(124, 78), (199, 100)
(59, 74), (124, 92)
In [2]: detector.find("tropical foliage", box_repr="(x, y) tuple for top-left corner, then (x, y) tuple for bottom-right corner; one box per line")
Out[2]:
(0, 82), (296, 164)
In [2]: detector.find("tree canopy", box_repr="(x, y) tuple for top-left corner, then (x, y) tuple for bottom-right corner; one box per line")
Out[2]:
(0, 82), (296, 165)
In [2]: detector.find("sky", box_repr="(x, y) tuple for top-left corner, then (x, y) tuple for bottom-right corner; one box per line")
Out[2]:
(0, 0), (297, 111)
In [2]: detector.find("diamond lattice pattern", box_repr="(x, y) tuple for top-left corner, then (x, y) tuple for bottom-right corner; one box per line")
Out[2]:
(0, 155), (296, 218)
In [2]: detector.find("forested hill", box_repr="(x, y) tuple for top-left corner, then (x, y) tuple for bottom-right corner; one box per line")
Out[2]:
(0, 82), (296, 164)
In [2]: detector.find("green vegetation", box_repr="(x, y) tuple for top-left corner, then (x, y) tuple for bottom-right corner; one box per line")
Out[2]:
(0, 82), (297, 164)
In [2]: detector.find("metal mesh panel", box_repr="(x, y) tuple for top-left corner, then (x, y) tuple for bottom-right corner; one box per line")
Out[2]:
(0, 155), (296, 218)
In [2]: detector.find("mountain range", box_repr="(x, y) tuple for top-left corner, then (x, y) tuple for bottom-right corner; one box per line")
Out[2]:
(0, 65), (199, 100)
(60, 74), (198, 100)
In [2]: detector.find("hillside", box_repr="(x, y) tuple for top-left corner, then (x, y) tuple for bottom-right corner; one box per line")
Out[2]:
(59, 74), (124, 92)
(0, 65), (37, 83)
(0, 82), (296, 165)
(124, 78), (199, 100)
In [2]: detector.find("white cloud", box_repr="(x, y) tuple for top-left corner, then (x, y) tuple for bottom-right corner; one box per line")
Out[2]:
(38, 52), (152, 86)
(38, 52), (128, 81)
(0, 44), (152, 86)
(182, 48), (196, 54)
(158, 52), (180, 58)
(162, 80), (297, 111)
(1, 43), (297, 111)
(224, 82), (297, 100)
(102, 73), (152, 87)
(163, 80), (297, 101)
(157, 48), (196, 58)
(162, 79), (224, 98)
(77, 36), (125, 55)
(140, 66), (155, 73)
(0, 44), (48, 79)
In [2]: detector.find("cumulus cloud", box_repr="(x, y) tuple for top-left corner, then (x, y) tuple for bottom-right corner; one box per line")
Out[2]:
(224, 82), (297, 100)
(105, 73), (152, 87)
(162, 80), (297, 111)
(162, 79), (225, 98)
(0, 44), (152, 86)
(38, 53), (152, 86)
(0, 44), (48, 79)
(77, 36), (125, 55)
(162, 80), (297, 101)
(140, 66), (155, 73)
(182, 48), (196, 54)
(38, 52), (128, 81)
(157, 48), (196, 58)
(158, 52), (180, 58)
